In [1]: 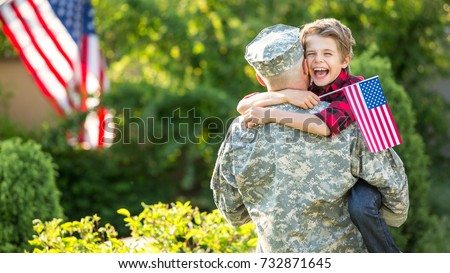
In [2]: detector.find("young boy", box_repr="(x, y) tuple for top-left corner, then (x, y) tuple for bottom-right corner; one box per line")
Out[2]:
(238, 18), (401, 253)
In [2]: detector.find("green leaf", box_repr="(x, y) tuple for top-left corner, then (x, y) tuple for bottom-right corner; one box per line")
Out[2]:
(117, 208), (131, 217)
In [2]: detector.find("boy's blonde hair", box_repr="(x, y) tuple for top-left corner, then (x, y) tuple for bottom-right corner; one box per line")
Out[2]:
(300, 18), (355, 72)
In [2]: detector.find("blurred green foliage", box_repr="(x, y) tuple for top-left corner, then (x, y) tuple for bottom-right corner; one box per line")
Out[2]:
(0, 138), (64, 252)
(0, 0), (449, 252)
(29, 215), (128, 253)
(118, 201), (257, 253)
(29, 201), (257, 253)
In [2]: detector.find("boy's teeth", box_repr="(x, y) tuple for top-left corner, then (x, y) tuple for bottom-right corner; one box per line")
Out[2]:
(314, 68), (328, 77)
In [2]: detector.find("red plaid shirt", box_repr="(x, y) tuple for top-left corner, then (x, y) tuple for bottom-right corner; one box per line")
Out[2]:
(310, 70), (364, 137)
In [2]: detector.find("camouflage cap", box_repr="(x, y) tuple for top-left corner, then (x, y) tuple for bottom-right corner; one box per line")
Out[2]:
(245, 24), (302, 77)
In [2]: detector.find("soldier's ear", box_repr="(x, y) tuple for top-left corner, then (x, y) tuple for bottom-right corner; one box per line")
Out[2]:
(302, 58), (308, 75)
(256, 73), (267, 87)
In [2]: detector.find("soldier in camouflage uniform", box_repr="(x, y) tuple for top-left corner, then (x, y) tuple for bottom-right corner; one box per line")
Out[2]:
(210, 24), (409, 252)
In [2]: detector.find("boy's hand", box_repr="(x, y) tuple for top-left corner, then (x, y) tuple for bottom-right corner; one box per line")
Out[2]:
(279, 89), (320, 109)
(237, 92), (284, 114)
(243, 107), (271, 128)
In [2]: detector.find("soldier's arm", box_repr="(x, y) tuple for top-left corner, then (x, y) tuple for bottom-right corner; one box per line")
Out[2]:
(351, 133), (409, 227)
(210, 133), (252, 226)
(212, 187), (252, 227)
(237, 91), (286, 114)
(237, 90), (319, 115)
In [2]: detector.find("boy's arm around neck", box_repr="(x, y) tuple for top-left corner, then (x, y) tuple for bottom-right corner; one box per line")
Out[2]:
(237, 89), (319, 114)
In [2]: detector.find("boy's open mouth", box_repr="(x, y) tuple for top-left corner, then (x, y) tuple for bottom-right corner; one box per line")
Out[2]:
(314, 68), (329, 78)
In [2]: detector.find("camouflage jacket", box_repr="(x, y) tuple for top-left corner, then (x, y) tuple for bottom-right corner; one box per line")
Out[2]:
(210, 102), (409, 253)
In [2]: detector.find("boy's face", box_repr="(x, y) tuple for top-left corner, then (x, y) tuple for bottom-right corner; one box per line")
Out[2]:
(304, 34), (350, 87)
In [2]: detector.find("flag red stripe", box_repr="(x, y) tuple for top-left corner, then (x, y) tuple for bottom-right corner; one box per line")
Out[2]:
(344, 85), (375, 152)
(97, 108), (106, 147)
(384, 105), (402, 145)
(10, 2), (67, 87)
(27, 0), (77, 110)
(376, 106), (394, 148)
(353, 84), (382, 152)
(99, 61), (105, 92)
(344, 85), (370, 150)
(84, 35), (103, 94)
(369, 107), (390, 152)
(28, 0), (74, 70)
(372, 107), (389, 151)
(80, 35), (89, 111)
(0, 9), (67, 116)
(1, 1), (75, 114)
(363, 104), (380, 151)
(380, 105), (398, 148)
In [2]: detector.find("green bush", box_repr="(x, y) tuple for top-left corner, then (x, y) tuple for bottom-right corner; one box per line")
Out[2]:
(29, 202), (257, 253)
(119, 201), (256, 253)
(29, 215), (128, 253)
(36, 82), (237, 237)
(0, 138), (64, 252)
(350, 46), (445, 252)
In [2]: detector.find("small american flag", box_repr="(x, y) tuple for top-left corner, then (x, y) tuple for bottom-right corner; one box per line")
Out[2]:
(343, 76), (402, 153)
(0, 0), (113, 149)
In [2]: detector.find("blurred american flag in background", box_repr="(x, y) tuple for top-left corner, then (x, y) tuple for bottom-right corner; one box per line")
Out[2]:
(0, 0), (113, 149)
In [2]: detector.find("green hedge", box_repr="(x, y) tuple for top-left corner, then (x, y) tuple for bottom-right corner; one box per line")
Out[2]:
(36, 83), (236, 237)
(29, 202), (257, 253)
(0, 138), (64, 252)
